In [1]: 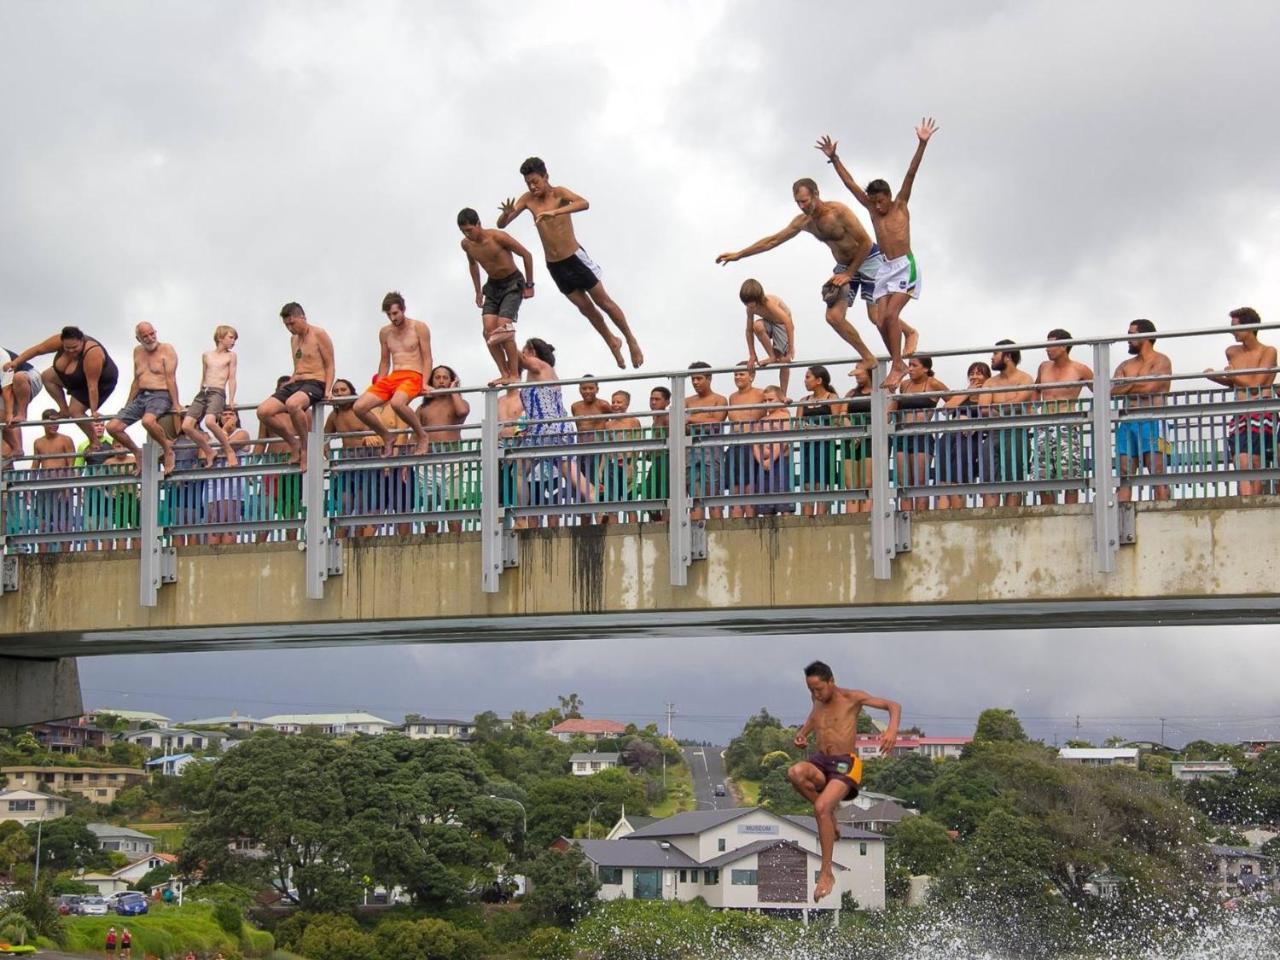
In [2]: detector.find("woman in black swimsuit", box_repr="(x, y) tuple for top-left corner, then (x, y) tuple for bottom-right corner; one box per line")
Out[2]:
(3, 326), (119, 440)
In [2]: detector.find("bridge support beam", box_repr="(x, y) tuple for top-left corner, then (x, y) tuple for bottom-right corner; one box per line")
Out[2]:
(0, 656), (82, 727)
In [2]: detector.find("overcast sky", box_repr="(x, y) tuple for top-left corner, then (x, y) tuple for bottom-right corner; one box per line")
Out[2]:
(5, 2), (1279, 747)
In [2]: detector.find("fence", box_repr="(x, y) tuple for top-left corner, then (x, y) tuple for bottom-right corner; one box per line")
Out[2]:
(2, 324), (1277, 604)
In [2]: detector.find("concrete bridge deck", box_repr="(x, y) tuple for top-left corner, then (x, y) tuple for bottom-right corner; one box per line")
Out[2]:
(4, 498), (1278, 661)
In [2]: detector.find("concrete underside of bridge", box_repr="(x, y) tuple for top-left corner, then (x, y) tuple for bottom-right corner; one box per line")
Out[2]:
(2, 500), (1279, 666)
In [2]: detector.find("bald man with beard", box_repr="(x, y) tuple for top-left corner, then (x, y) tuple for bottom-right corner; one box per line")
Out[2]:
(106, 322), (180, 473)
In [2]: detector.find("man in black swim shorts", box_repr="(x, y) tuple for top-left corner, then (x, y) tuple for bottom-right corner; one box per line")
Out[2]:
(787, 660), (901, 903)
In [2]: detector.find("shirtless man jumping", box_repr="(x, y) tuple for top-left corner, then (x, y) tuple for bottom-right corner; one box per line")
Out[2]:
(256, 302), (335, 470)
(497, 157), (643, 369)
(105, 323), (180, 473)
(1033, 329), (1094, 504)
(458, 208), (535, 385)
(1204, 307), (1277, 496)
(817, 118), (939, 389)
(353, 292), (432, 458)
(717, 178), (881, 376)
(739, 280), (797, 398)
(788, 660), (900, 903)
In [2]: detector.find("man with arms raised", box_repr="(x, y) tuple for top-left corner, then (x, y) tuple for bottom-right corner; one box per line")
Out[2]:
(497, 157), (643, 369)
(1112, 319), (1172, 502)
(1033, 329), (1094, 504)
(788, 660), (900, 903)
(718, 178), (881, 375)
(256, 302), (335, 470)
(458, 208), (535, 385)
(353, 292), (432, 458)
(1203, 307), (1276, 496)
(817, 118), (939, 388)
(105, 323), (180, 473)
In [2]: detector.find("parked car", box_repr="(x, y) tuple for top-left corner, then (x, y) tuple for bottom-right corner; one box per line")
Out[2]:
(77, 896), (109, 916)
(55, 894), (83, 916)
(105, 891), (131, 908)
(115, 893), (149, 916)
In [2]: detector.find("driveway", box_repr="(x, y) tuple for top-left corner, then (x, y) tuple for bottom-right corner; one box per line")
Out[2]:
(683, 744), (735, 810)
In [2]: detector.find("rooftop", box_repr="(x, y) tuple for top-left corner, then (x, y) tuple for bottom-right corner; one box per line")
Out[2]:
(0, 788), (65, 802)
(576, 839), (700, 869)
(570, 752), (621, 763)
(90, 709), (171, 723)
(701, 838), (848, 871)
(623, 807), (882, 842)
(1058, 748), (1140, 760)
(88, 823), (159, 841)
(259, 712), (393, 726)
(185, 715), (263, 726)
(549, 718), (628, 735)
(842, 799), (917, 824)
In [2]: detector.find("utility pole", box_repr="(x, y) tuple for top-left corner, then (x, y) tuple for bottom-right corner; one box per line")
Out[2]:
(1160, 718), (1166, 747)
(664, 702), (676, 740)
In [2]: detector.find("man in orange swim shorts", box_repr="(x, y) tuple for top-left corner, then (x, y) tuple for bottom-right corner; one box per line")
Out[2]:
(353, 291), (434, 456)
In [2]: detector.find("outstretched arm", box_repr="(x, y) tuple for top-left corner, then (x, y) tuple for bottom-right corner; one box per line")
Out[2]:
(496, 193), (530, 229)
(815, 135), (871, 208)
(898, 117), (938, 205)
(3, 333), (63, 370)
(716, 215), (805, 264)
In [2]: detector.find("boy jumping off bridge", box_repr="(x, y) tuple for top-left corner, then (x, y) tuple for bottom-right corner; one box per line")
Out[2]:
(788, 660), (900, 902)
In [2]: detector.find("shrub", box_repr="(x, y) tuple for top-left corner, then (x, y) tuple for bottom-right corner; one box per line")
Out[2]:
(298, 914), (378, 960)
(524, 925), (572, 960)
(213, 899), (244, 935)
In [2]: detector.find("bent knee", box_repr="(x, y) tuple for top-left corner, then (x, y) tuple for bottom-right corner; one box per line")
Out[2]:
(786, 762), (810, 784)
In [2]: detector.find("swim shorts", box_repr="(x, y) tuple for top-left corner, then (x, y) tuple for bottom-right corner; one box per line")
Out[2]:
(271, 379), (326, 406)
(367, 369), (424, 403)
(481, 271), (526, 321)
(1227, 420), (1277, 465)
(761, 317), (790, 356)
(826, 245), (885, 306)
(809, 752), (863, 794)
(1031, 424), (1084, 481)
(547, 247), (602, 295)
(1115, 419), (1164, 459)
(114, 389), (172, 425)
(872, 252), (921, 303)
(185, 385), (227, 422)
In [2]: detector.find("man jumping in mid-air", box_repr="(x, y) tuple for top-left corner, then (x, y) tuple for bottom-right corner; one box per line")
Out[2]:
(816, 117), (938, 389)
(497, 157), (643, 370)
(717, 176), (883, 375)
(788, 660), (900, 903)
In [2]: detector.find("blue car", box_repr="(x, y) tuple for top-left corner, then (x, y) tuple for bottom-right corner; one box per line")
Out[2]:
(115, 894), (150, 916)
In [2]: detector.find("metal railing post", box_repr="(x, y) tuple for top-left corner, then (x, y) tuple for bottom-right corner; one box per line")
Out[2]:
(1090, 342), (1118, 573)
(480, 388), (502, 593)
(668, 374), (691, 586)
(138, 440), (163, 607)
(304, 402), (331, 600)
(869, 362), (895, 580)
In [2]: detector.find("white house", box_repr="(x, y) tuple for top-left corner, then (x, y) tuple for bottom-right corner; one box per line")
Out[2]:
(399, 718), (476, 741)
(571, 752), (620, 776)
(112, 851), (178, 886)
(854, 735), (971, 761)
(1171, 760), (1237, 782)
(841, 799), (917, 834)
(846, 790), (909, 812)
(87, 708), (171, 729)
(0, 789), (69, 825)
(145, 754), (209, 777)
(580, 806), (885, 918)
(259, 712), (393, 736)
(88, 823), (157, 857)
(185, 712), (270, 733)
(1207, 845), (1279, 897)
(1057, 748), (1139, 767)
(1238, 740), (1280, 760)
(125, 727), (230, 753)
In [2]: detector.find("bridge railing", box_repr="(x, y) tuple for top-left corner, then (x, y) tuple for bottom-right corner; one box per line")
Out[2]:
(1, 324), (1278, 603)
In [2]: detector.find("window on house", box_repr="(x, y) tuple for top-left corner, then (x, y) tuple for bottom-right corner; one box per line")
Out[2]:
(718, 838), (726, 852)
(860, 842), (867, 856)
(97, 789), (108, 797)
(598, 867), (623, 885)
(703, 869), (719, 885)
(730, 869), (758, 886)
(678, 870), (687, 883)
(7, 800), (35, 812)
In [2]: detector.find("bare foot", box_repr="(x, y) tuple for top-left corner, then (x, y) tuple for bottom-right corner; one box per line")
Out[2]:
(606, 337), (626, 370)
(488, 375), (517, 388)
(199, 449), (217, 469)
(627, 336), (644, 368)
(814, 871), (834, 902)
(161, 447), (176, 475)
(881, 363), (907, 391)
(381, 438), (395, 459)
(413, 437), (429, 457)
(225, 448), (239, 468)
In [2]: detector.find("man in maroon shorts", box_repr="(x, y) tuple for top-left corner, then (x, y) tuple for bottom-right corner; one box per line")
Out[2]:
(788, 660), (901, 902)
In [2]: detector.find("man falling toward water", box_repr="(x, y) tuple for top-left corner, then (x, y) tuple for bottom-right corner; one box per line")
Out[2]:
(788, 660), (900, 902)
(497, 157), (643, 369)
(458, 208), (535, 386)
(817, 118), (939, 389)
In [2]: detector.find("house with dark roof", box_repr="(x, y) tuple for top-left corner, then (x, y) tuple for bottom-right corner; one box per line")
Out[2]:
(605, 805), (658, 839)
(840, 798), (917, 833)
(577, 805), (885, 917)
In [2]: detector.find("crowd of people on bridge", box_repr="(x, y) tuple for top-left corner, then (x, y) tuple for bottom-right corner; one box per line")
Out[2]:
(1, 131), (1277, 543)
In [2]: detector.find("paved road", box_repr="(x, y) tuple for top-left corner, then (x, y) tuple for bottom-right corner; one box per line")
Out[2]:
(684, 744), (735, 810)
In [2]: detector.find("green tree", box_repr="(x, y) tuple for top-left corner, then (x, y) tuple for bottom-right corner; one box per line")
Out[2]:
(757, 766), (810, 814)
(519, 846), (600, 926)
(889, 814), (955, 875)
(864, 751), (939, 808)
(298, 914), (379, 960)
(973, 708), (1027, 744)
(25, 817), (104, 872)
(557, 694), (584, 719)
(525, 769), (647, 848)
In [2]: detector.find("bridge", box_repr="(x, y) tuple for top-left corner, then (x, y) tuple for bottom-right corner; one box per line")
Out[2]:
(2, 327), (1278, 724)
